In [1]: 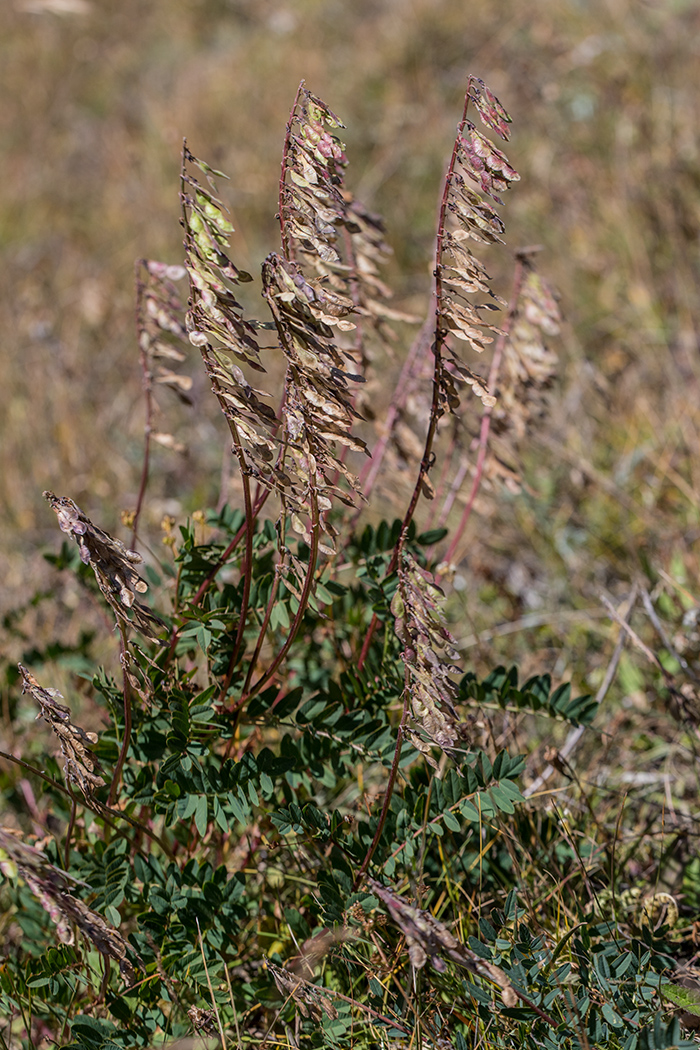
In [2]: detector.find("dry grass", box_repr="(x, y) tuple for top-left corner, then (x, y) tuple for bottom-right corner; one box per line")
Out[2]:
(2, 0), (700, 686)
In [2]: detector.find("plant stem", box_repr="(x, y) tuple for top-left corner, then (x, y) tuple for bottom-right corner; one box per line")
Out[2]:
(108, 623), (133, 807)
(241, 552), (286, 697)
(353, 668), (410, 890)
(64, 797), (77, 870)
(0, 750), (74, 800)
(357, 312), (434, 505)
(214, 404), (256, 704)
(241, 495), (320, 705)
(0, 750), (172, 857)
(131, 259), (153, 550)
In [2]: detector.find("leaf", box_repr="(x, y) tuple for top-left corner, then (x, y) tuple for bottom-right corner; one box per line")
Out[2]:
(442, 810), (461, 833)
(661, 982), (700, 1017)
(193, 795), (208, 837)
(459, 799), (480, 822)
(213, 797), (229, 833)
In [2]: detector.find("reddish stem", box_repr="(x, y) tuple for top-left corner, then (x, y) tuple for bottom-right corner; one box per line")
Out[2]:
(131, 260), (153, 549)
(239, 496), (320, 706)
(108, 623), (133, 807)
(241, 553), (286, 698)
(357, 312), (434, 505)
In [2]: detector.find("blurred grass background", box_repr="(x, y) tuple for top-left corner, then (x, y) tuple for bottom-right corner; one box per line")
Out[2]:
(2, 0), (700, 700)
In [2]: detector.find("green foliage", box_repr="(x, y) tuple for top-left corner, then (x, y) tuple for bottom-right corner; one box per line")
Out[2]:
(461, 664), (598, 727)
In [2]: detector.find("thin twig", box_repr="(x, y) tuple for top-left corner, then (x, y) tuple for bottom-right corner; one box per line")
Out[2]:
(600, 592), (665, 673)
(131, 259), (154, 549)
(640, 585), (700, 682)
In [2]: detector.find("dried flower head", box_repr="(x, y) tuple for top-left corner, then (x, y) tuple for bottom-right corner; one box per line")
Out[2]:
(43, 491), (164, 640)
(18, 663), (105, 799)
(187, 1006), (217, 1035)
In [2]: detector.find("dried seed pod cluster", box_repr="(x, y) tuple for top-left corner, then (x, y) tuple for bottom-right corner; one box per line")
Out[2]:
(43, 491), (164, 640)
(280, 87), (348, 269)
(436, 78), (520, 412)
(370, 879), (516, 1006)
(391, 551), (464, 760)
(496, 263), (561, 442)
(263, 252), (368, 556)
(181, 148), (284, 499)
(135, 259), (191, 454)
(0, 829), (136, 984)
(19, 664), (105, 799)
(281, 87), (398, 360)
